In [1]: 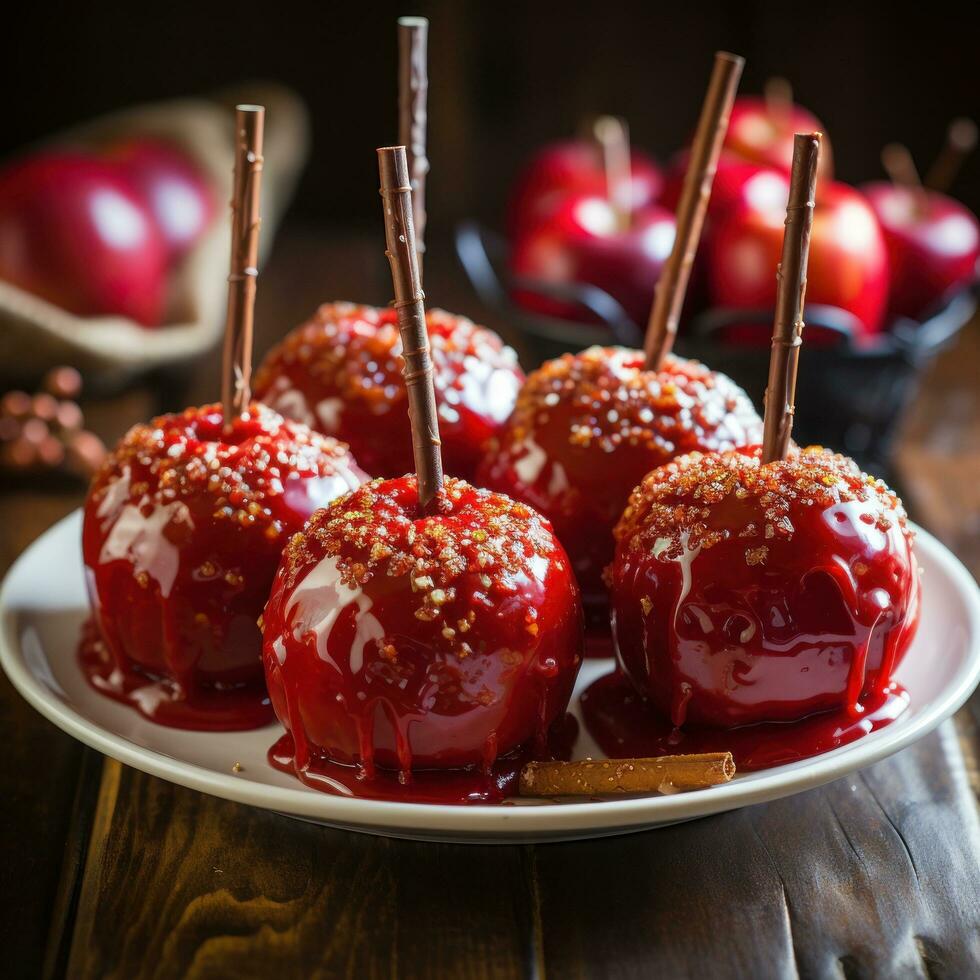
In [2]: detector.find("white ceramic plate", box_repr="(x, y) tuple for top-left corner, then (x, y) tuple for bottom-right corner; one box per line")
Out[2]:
(2, 511), (979, 843)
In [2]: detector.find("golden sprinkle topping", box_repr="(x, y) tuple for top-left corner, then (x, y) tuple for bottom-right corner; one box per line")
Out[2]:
(615, 446), (912, 562)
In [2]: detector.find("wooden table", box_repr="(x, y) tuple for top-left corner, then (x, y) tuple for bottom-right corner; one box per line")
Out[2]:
(3, 230), (979, 979)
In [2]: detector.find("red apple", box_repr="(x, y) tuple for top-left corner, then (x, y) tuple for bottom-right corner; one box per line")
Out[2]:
(510, 192), (676, 326)
(0, 152), (167, 326)
(724, 96), (833, 177)
(706, 171), (890, 341)
(861, 182), (979, 320)
(661, 151), (775, 221)
(107, 138), (216, 263)
(508, 140), (663, 238)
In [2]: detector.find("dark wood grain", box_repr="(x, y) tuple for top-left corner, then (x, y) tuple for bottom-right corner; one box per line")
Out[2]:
(67, 761), (532, 980)
(533, 725), (980, 979)
(2, 234), (978, 979)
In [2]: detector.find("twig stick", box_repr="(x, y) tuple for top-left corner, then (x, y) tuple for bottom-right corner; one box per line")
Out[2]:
(520, 753), (736, 797)
(925, 117), (977, 192)
(398, 16), (429, 273)
(644, 52), (744, 369)
(221, 105), (265, 426)
(593, 115), (632, 230)
(377, 146), (443, 509)
(761, 132), (821, 464)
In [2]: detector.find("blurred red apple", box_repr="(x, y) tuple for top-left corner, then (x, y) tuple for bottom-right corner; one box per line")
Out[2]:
(510, 192), (676, 325)
(724, 96), (833, 178)
(706, 170), (890, 340)
(108, 137), (216, 263)
(661, 152), (775, 220)
(862, 182), (978, 320)
(508, 140), (663, 238)
(0, 152), (167, 326)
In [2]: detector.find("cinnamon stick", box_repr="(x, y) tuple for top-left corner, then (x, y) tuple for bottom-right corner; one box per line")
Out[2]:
(644, 52), (744, 369)
(593, 115), (632, 230)
(519, 753), (736, 797)
(761, 132), (821, 464)
(221, 105), (265, 427)
(925, 117), (977, 192)
(377, 145), (443, 509)
(398, 16), (429, 272)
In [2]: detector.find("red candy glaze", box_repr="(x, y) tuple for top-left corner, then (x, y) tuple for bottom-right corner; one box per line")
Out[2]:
(580, 669), (909, 772)
(81, 403), (366, 729)
(477, 347), (762, 648)
(607, 446), (920, 729)
(253, 303), (524, 482)
(261, 476), (583, 802)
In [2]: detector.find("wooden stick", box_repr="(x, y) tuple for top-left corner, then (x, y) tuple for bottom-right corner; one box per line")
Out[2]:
(925, 117), (977, 192)
(520, 753), (736, 797)
(398, 16), (429, 273)
(644, 52), (744, 369)
(761, 132), (821, 464)
(593, 115), (632, 230)
(221, 105), (265, 427)
(377, 146), (443, 509)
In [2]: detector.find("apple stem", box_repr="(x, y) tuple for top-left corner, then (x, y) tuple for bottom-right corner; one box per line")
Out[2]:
(593, 115), (632, 231)
(764, 77), (793, 128)
(221, 105), (265, 429)
(761, 133), (821, 465)
(925, 117), (977, 192)
(644, 51), (744, 371)
(377, 146), (444, 511)
(398, 16), (429, 278)
(881, 142), (928, 218)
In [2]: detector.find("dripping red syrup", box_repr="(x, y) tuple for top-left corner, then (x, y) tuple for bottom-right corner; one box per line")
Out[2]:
(77, 617), (273, 731)
(268, 713), (578, 805)
(581, 669), (910, 772)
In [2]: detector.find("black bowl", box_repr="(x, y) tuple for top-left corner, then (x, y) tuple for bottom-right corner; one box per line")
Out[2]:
(456, 222), (976, 472)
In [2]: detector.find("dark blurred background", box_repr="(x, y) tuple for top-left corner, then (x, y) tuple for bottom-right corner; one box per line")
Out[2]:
(5, 0), (978, 232)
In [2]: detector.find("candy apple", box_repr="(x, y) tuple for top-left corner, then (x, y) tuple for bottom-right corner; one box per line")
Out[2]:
(253, 303), (524, 482)
(477, 346), (762, 650)
(609, 445), (919, 728)
(262, 475), (583, 799)
(81, 403), (366, 729)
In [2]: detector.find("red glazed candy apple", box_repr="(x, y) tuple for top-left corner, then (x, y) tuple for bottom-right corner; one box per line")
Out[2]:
(707, 173), (891, 339)
(81, 403), (366, 729)
(0, 152), (167, 326)
(477, 347), (762, 631)
(261, 475), (582, 797)
(610, 445), (920, 729)
(862, 182), (979, 320)
(510, 193), (677, 326)
(253, 303), (524, 481)
(508, 139), (663, 237)
(108, 137), (216, 263)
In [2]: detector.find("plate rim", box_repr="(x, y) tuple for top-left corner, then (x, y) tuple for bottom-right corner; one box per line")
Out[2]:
(2, 510), (979, 838)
